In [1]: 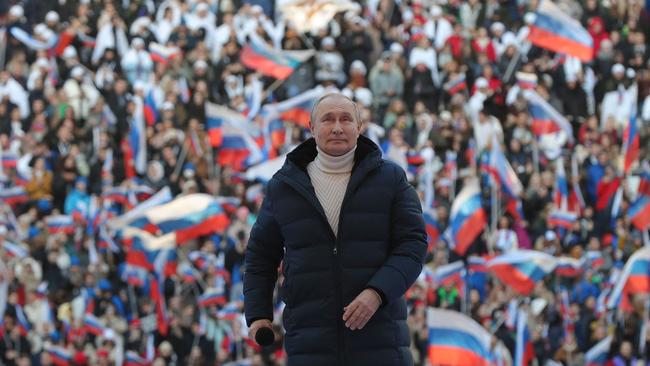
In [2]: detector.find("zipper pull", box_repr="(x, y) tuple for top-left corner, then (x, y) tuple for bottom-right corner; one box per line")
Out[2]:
(333, 246), (338, 255)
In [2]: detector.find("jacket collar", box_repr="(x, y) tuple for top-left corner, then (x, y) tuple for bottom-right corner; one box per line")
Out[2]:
(275, 135), (383, 237)
(283, 134), (381, 174)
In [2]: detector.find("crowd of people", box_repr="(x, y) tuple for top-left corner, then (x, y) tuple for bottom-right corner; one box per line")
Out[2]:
(0, 0), (649, 365)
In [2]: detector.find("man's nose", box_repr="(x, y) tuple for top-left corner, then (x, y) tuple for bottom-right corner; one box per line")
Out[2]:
(332, 120), (344, 133)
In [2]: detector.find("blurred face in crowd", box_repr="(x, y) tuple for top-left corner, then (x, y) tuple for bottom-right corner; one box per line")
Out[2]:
(310, 94), (360, 156)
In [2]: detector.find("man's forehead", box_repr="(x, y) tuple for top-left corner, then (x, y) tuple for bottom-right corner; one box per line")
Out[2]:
(314, 95), (356, 114)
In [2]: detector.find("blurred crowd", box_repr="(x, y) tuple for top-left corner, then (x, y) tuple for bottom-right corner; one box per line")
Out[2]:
(0, 0), (650, 365)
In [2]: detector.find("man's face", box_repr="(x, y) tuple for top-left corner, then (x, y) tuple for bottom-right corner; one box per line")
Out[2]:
(310, 95), (360, 156)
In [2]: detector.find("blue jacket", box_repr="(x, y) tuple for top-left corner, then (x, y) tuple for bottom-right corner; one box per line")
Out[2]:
(244, 136), (427, 366)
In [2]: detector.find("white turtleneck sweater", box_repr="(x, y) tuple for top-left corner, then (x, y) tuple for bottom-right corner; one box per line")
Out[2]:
(307, 146), (356, 236)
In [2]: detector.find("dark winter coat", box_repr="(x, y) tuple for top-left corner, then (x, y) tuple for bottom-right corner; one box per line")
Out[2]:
(244, 135), (427, 366)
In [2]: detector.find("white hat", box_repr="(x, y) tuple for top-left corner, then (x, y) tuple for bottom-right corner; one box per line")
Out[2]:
(524, 12), (536, 24)
(130, 17), (152, 35)
(390, 42), (404, 54)
(45, 11), (59, 23)
(35, 58), (49, 68)
(0, 226), (6, 235)
(531, 298), (548, 316)
(350, 60), (367, 75)
(430, 5), (442, 17)
(626, 68), (636, 79)
(162, 101), (174, 110)
(490, 22), (505, 33)
(9, 5), (23, 18)
(321, 37), (335, 48)
(475, 77), (488, 89)
(544, 230), (556, 241)
(411, 52), (429, 67)
(402, 10), (414, 22)
(251, 4), (263, 13)
(194, 59), (208, 69)
(71, 66), (84, 78)
(133, 80), (146, 91)
(34, 23), (48, 36)
(502, 32), (517, 48)
(132, 37), (145, 48)
(355, 88), (373, 107)
(196, 2), (210, 12)
(341, 88), (354, 99)
(62, 45), (77, 58)
(611, 63), (624, 74)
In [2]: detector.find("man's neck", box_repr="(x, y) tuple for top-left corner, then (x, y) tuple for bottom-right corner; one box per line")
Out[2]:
(314, 146), (356, 174)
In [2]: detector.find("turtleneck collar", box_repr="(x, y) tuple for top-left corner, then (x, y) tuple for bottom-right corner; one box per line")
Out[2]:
(314, 145), (357, 174)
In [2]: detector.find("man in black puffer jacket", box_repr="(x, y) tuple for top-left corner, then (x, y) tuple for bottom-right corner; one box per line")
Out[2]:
(244, 93), (427, 366)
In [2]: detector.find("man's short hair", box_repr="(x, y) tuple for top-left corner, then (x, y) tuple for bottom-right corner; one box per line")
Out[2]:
(310, 93), (362, 127)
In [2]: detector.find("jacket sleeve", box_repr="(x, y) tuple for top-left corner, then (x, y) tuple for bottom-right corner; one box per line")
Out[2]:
(243, 183), (284, 326)
(366, 167), (427, 305)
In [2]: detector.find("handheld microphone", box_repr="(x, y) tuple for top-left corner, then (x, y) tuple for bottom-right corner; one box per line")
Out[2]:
(255, 326), (275, 346)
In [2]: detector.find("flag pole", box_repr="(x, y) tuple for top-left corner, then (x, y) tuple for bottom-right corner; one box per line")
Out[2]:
(641, 295), (650, 360)
(490, 176), (498, 255)
(261, 78), (286, 101)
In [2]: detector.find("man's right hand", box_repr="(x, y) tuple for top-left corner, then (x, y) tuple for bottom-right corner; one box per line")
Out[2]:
(248, 319), (273, 343)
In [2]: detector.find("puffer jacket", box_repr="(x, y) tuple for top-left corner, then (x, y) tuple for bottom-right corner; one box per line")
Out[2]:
(244, 135), (427, 366)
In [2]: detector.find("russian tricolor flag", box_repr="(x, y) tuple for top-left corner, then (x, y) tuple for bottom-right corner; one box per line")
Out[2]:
(446, 179), (487, 256)
(240, 34), (314, 80)
(434, 261), (465, 287)
(555, 257), (584, 278)
(152, 195), (230, 244)
(125, 351), (149, 366)
(205, 103), (247, 147)
(423, 210), (441, 253)
(515, 308), (535, 366)
(427, 308), (497, 366)
(218, 123), (264, 171)
(15, 305), (30, 336)
(149, 42), (182, 64)
(126, 194), (231, 245)
(630, 195), (650, 231)
(217, 302), (241, 320)
(468, 256), (488, 274)
(189, 250), (217, 271)
(608, 246), (650, 309)
(143, 90), (158, 126)
(516, 72), (538, 90)
(585, 251), (605, 272)
(445, 73), (467, 95)
(547, 210), (577, 229)
(622, 106), (639, 175)
(1, 153), (17, 169)
(584, 335), (612, 366)
(45, 345), (72, 366)
(45, 215), (75, 235)
(487, 250), (557, 296)
(486, 139), (523, 198)
(637, 172), (650, 197)
(198, 288), (226, 307)
(524, 89), (574, 143)
(0, 186), (29, 206)
(527, 0), (594, 62)
(262, 86), (330, 129)
(554, 158), (569, 210)
(2, 241), (28, 258)
(83, 313), (105, 336)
